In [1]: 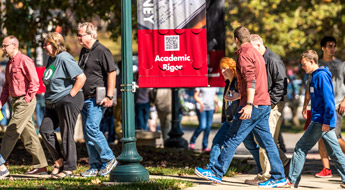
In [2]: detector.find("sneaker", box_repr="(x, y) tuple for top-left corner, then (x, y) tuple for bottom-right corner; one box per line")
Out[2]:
(315, 168), (332, 178)
(190, 144), (195, 150)
(194, 167), (221, 184)
(341, 182), (345, 189)
(202, 148), (211, 153)
(0, 168), (9, 179)
(244, 176), (264, 185)
(98, 158), (118, 176)
(284, 181), (296, 188)
(258, 178), (287, 188)
(80, 168), (98, 177)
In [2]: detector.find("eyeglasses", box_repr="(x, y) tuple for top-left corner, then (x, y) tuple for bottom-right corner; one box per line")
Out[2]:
(43, 42), (51, 47)
(1, 43), (13, 48)
(77, 33), (89, 38)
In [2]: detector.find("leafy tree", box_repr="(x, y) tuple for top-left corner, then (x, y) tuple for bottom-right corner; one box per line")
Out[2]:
(0, 0), (137, 50)
(224, 0), (345, 61)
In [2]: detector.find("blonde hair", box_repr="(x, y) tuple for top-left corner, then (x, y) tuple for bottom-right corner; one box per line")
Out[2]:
(220, 57), (237, 77)
(78, 22), (97, 39)
(45, 32), (66, 54)
(301, 50), (318, 64)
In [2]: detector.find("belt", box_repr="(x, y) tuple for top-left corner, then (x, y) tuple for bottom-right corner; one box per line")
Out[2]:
(84, 94), (95, 100)
(12, 95), (25, 100)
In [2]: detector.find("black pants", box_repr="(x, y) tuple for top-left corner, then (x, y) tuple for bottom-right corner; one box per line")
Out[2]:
(40, 92), (84, 171)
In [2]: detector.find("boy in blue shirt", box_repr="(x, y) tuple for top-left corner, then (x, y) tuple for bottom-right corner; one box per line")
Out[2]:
(287, 50), (345, 188)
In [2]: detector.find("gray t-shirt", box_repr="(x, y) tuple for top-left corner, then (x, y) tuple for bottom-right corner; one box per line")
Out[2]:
(319, 58), (345, 105)
(195, 87), (218, 111)
(43, 52), (83, 104)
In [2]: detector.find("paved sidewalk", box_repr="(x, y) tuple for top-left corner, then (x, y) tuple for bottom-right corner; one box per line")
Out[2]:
(150, 173), (344, 189)
(151, 113), (345, 189)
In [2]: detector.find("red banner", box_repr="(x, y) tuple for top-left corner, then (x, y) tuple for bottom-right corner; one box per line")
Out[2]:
(137, 0), (207, 88)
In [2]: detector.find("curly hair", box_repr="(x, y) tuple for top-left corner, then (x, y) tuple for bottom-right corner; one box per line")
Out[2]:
(220, 57), (237, 77)
(45, 32), (66, 54)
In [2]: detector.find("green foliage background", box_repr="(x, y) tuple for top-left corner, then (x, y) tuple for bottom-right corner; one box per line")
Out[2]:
(1, 0), (345, 62)
(225, 0), (345, 62)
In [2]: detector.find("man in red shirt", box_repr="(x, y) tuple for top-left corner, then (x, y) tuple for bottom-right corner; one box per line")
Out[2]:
(195, 26), (286, 187)
(0, 36), (48, 174)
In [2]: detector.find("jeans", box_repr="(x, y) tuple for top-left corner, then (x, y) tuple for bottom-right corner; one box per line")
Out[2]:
(191, 109), (214, 149)
(35, 94), (45, 128)
(243, 131), (262, 174)
(0, 104), (7, 126)
(81, 98), (115, 169)
(211, 105), (284, 180)
(135, 102), (150, 130)
(288, 121), (345, 185)
(0, 154), (4, 165)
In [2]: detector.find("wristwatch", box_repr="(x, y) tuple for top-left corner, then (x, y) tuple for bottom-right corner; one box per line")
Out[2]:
(106, 95), (113, 100)
(247, 102), (253, 106)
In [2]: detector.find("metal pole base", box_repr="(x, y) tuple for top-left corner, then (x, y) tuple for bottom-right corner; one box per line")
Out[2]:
(164, 137), (188, 149)
(110, 163), (149, 182)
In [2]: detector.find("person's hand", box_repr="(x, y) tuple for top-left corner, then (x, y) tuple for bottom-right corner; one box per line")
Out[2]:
(302, 106), (308, 119)
(100, 97), (113, 107)
(69, 91), (77, 97)
(214, 103), (219, 113)
(199, 103), (204, 112)
(322, 124), (330, 132)
(338, 99), (345, 115)
(238, 105), (253, 120)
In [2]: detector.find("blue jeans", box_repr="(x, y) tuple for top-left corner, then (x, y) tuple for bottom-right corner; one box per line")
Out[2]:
(0, 104), (7, 126)
(191, 109), (214, 149)
(207, 121), (230, 169)
(135, 102), (150, 130)
(211, 105), (284, 179)
(288, 121), (345, 185)
(81, 98), (115, 169)
(243, 131), (262, 174)
(35, 94), (45, 128)
(100, 112), (115, 143)
(0, 154), (5, 165)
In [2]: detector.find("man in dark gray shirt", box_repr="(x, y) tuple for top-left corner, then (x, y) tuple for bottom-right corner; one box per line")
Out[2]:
(303, 36), (345, 178)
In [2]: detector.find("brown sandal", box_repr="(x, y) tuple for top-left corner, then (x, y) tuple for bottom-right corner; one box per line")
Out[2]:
(51, 166), (63, 177)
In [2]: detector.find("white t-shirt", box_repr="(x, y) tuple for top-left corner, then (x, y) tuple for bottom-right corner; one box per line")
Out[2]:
(195, 87), (218, 111)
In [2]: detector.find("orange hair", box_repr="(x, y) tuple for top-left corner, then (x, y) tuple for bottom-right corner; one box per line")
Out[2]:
(220, 57), (236, 77)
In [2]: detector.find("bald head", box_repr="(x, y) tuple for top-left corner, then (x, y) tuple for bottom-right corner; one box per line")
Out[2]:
(250, 34), (265, 55)
(2, 35), (19, 58)
(4, 36), (19, 48)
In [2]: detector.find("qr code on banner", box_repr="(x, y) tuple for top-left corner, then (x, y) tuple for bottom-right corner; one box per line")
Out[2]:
(165, 35), (180, 51)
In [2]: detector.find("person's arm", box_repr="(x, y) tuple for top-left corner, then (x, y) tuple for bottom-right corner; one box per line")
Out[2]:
(238, 54), (255, 120)
(70, 73), (86, 97)
(214, 93), (219, 113)
(0, 79), (9, 109)
(321, 74), (335, 132)
(100, 70), (116, 107)
(239, 88), (254, 120)
(23, 58), (40, 103)
(302, 76), (311, 119)
(194, 90), (204, 112)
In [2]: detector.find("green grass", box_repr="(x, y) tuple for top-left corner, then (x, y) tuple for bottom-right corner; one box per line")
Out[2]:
(146, 158), (252, 178)
(2, 166), (193, 190)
